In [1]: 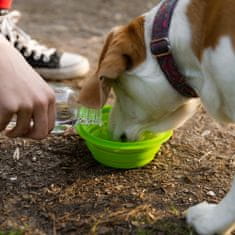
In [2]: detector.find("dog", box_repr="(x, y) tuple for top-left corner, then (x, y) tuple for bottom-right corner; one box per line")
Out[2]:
(79, 0), (235, 234)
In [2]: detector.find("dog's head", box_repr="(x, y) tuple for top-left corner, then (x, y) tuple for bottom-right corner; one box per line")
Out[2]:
(79, 16), (146, 109)
(79, 15), (199, 141)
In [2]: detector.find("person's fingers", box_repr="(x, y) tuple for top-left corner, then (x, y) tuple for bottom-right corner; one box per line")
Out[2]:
(25, 101), (49, 140)
(0, 107), (16, 132)
(0, 113), (14, 132)
(47, 91), (56, 133)
(6, 108), (32, 138)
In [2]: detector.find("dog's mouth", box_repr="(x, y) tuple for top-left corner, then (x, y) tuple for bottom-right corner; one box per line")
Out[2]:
(115, 127), (145, 142)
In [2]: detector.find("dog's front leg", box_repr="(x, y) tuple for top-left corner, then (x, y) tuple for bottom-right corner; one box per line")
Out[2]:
(186, 177), (235, 235)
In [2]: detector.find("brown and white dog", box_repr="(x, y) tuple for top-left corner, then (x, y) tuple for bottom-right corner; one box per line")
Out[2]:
(79, 0), (235, 234)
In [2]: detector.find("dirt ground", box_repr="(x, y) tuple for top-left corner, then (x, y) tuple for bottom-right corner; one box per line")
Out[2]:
(0, 0), (235, 234)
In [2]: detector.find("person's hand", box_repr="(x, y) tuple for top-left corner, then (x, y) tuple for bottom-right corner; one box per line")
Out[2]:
(0, 35), (56, 139)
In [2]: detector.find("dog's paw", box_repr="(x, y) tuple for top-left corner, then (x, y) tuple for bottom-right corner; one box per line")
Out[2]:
(186, 201), (220, 235)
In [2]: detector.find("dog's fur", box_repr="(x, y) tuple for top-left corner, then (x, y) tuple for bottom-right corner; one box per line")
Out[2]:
(79, 0), (235, 234)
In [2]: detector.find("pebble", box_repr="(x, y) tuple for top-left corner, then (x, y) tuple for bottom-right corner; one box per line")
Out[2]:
(9, 176), (17, 181)
(12, 147), (20, 161)
(207, 191), (216, 197)
(201, 130), (211, 137)
(32, 156), (37, 162)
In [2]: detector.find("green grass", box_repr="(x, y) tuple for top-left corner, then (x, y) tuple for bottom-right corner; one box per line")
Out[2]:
(0, 230), (24, 235)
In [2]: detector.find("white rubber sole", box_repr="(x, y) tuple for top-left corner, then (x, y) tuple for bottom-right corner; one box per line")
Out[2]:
(35, 57), (90, 80)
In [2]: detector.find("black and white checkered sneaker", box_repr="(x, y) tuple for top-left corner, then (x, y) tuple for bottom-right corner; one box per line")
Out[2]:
(0, 10), (90, 80)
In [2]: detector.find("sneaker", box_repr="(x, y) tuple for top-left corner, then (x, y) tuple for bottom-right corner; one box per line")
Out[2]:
(0, 11), (90, 80)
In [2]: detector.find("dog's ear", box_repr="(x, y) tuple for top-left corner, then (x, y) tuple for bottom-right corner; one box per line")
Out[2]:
(78, 73), (112, 109)
(79, 16), (146, 108)
(97, 31), (128, 80)
(79, 31), (128, 108)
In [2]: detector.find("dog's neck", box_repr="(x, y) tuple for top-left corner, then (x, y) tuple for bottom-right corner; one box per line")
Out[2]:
(145, 0), (235, 124)
(145, 0), (203, 96)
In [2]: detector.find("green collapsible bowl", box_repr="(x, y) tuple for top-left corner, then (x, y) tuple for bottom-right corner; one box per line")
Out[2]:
(75, 106), (173, 169)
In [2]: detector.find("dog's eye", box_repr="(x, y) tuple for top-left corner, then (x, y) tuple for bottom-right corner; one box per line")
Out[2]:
(122, 54), (133, 70)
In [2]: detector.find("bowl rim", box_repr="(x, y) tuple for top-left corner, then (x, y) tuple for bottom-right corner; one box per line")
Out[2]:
(75, 106), (173, 150)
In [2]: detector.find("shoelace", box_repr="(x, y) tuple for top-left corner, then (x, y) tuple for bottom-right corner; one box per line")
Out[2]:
(0, 11), (56, 62)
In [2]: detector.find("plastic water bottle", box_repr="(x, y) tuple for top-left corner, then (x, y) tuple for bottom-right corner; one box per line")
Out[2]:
(51, 83), (78, 133)
(51, 83), (102, 133)
(6, 83), (102, 134)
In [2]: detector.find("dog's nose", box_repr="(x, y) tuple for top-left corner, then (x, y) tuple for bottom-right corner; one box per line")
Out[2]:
(120, 133), (128, 142)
